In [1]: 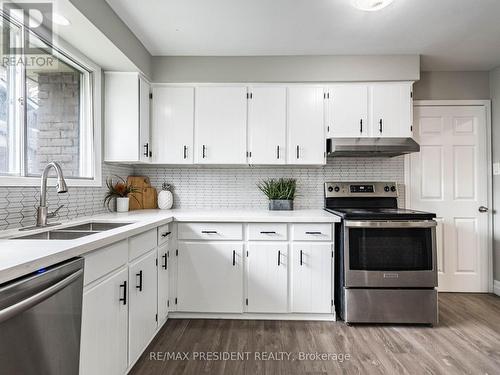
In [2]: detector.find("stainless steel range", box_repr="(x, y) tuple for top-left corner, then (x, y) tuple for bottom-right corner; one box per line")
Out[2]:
(325, 181), (438, 325)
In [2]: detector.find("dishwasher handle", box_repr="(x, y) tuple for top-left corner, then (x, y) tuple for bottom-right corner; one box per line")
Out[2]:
(0, 268), (83, 324)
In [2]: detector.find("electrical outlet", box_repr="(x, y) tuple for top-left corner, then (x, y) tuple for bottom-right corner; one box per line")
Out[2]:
(493, 162), (500, 176)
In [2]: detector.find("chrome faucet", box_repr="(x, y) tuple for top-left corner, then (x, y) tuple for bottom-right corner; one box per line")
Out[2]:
(36, 162), (68, 227)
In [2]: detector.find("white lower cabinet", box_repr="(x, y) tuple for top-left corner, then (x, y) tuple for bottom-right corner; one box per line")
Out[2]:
(247, 243), (288, 313)
(128, 249), (158, 365)
(80, 267), (128, 375)
(291, 243), (333, 313)
(157, 243), (170, 323)
(177, 241), (244, 313)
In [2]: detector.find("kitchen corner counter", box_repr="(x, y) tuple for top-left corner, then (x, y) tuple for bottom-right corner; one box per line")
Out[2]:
(0, 209), (339, 284)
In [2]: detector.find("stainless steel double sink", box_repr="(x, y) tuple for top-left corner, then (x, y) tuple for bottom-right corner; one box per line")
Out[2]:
(13, 222), (134, 240)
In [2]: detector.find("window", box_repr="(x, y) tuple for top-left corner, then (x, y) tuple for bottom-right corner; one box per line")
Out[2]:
(0, 12), (100, 186)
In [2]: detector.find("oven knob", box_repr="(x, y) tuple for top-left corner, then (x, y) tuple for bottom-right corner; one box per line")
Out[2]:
(328, 186), (334, 192)
(334, 186), (340, 192)
(391, 186), (396, 192)
(384, 186), (390, 192)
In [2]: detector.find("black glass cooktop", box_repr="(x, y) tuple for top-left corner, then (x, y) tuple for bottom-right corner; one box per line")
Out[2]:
(325, 207), (436, 220)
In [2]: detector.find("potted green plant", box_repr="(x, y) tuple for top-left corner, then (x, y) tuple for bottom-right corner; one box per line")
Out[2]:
(257, 178), (297, 211)
(104, 175), (140, 212)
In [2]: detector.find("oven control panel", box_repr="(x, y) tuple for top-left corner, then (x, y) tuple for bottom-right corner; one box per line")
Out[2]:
(325, 182), (398, 198)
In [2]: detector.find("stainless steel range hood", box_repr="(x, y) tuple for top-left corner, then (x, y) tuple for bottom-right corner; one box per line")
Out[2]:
(326, 137), (420, 158)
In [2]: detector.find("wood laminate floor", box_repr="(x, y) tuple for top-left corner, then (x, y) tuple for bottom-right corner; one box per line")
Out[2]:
(130, 293), (500, 375)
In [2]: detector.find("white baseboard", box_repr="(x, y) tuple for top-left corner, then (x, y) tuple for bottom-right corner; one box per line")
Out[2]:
(169, 312), (336, 321)
(494, 280), (500, 296)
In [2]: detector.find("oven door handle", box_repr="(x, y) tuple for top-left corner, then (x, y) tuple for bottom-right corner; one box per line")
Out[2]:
(344, 220), (437, 228)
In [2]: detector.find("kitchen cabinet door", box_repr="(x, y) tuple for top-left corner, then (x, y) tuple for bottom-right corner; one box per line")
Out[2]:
(247, 86), (287, 164)
(139, 76), (151, 162)
(370, 82), (413, 137)
(152, 86), (194, 164)
(291, 243), (332, 313)
(325, 84), (369, 137)
(80, 267), (128, 375)
(287, 86), (326, 165)
(247, 243), (288, 313)
(177, 241), (243, 312)
(194, 86), (247, 164)
(157, 243), (170, 323)
(128, 249), (158, 365)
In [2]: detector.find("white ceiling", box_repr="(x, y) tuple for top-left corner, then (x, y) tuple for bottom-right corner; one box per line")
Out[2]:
(105, 0), (500, 71)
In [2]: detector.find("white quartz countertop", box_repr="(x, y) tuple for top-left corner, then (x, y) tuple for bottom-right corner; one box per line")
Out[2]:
(0, 209), (339, 284)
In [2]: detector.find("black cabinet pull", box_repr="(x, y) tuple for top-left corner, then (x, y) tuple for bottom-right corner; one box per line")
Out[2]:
(136, 270), (143, 292)
(183, 145), (187, 159)
(278, 250), (281, 266)
(143, 143), (149, 157)
(162, 253), (167, 270)
(201, 230), (217, 234)
(202, 145), (206, 158)
(296, 145), (300, 159)
(360, 119), (363, 133)
(300, 250), (303, 266)
(276, 145), (280, 159)
(161, 231), (171, 238)
(260, 231), (276, 234)
(232, 250), (236, 266)
(379, 119), (383, 133)
(119, 281), (127, 305)
(305, 231), (322, 235)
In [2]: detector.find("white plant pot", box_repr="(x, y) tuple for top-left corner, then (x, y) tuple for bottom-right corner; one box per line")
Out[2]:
(116, 197), (129, 212)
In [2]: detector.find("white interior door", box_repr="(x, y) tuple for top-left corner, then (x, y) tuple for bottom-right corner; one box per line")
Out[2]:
(410, 105), (489, 292)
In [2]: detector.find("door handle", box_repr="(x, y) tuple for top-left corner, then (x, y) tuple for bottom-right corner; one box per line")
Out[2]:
(161, 231), (171, 238)
(183, 145), (188, 159)
(202, 145), (206, 158)
(379, 119), (383, 133)
(232, 250), (236, 266)
(296, 145), (300, 159)
(277, 145), (280, 159)
(201, 230), (217, 234)
(143, 143), (149, 157)
(478, 206), (489, 213)
(162, 253), (167, 270)
(119, 281), (127, 305)
(300, 250), (303, 266)
(360, 119), (363, 133)
(260, 231), (277, 234)
(278, 250), (281, 266)
(136, 270), (143, 292)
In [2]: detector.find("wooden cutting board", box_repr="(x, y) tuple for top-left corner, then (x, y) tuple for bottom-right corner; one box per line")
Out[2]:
(127, 176), (157, 210)
(142, 187), (158, 209)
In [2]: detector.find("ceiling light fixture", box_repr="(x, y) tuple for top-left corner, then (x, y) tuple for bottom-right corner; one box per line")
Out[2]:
(350, 0), (395, 11)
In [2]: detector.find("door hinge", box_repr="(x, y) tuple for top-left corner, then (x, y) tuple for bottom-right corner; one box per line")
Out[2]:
(327, 125), (330, 132)
(332, 250), (334, 258)
(246, 92), (253, 99)
(167, 300), (170, 307)
(245, 298), (248, 306)
(175, 297), (178, 305)
(155, 313), (158, 322)
(331, 299), (334, 306)
(410, 91), (413, 98)
(149, 93), (153, 99)
(176, 249), (178, 256)
(410, 125), (413, 132)
(155, 258), (158, 266)
(246, 250), (249, 257)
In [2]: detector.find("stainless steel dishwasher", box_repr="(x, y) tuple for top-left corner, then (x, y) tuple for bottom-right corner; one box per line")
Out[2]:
(0, 257), (84, 375)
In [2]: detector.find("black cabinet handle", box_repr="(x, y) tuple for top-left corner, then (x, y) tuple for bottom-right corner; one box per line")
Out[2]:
(260, 231), (276, 234)
(162, 253), (167, 270)
(305, 231), (322, 235)
(201, 230), (217, 234)
(278, 250), (281, 266)
(143, 143), (149, 157)
(360, 119), (363, 133)
(136, 270), (143, 292)
(119, 281), (127, 305)
(276, 145), (280, 159)
(300, 250), (303, 266)
(161, 231), (171, 238)
(202, 145), (206, 158)
(183, 145), (187, 159)
(379, 119), (383, 133)
(296, 145), (300, 159)
(232, 250), (236, 266)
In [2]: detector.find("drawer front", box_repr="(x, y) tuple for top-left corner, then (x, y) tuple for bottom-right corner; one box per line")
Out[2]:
(292, 223), (332, 241)
(158, 223), (173, 246)
(84, 240), (128, 285)
(129, 228), (157, 260)
(248, 223), (288, 241)
(178, 222), (243, 241)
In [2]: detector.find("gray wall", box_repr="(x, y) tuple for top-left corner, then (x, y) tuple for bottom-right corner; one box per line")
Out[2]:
(490, 67), (500, 281)
(152, 55), (420, 83)
(414, 71), (490, 100)
(69, 0), (152, 78)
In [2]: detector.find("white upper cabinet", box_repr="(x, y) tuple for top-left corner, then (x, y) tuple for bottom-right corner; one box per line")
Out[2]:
(287, 86), (326, 165)
(194, 86), (248, 164)
(370, 82), (413, 137)
(247, 86), (287, 164)
(152, 87), (194, 164)
(325, 84), (369, 138)
(104, 72), (151, 163)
